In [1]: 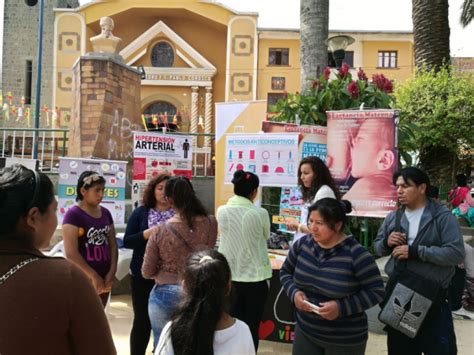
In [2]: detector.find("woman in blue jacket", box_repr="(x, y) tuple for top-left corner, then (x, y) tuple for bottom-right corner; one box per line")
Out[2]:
(124, 175), (174, 355)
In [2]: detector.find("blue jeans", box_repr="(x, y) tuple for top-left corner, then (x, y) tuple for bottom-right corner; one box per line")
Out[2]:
(148, 284), (181, 351)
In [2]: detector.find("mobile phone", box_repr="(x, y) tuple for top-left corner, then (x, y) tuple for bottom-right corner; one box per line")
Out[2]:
(303, 299), (321, 313)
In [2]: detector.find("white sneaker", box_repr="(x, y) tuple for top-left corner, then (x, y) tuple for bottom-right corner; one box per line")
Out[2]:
(452, 307), (474, 320)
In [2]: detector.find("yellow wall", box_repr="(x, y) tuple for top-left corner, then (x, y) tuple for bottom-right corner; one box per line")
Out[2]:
(257, 38), (301, 101)
(362, 41), (414, 83)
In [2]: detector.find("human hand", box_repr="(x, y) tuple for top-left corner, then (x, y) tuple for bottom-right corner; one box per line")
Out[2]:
(143, 226), (159, 240)
(90, 273), (106, 295)
(294, 291), (314, 313)
(392, 245), (409, 260)
(286, 221), (300, 232)
(104, 271), (115, 292)
(318, 300), (340, 320)
(387, 232), (406, 248)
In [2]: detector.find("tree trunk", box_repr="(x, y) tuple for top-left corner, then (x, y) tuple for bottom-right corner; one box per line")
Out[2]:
(418, 146), (463, 187)
(412, 0), (451, 71)
(300, 0), (329, 92)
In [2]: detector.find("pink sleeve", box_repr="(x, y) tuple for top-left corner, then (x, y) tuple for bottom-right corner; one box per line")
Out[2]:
(141, 228), (162, 279)
(465, 190), (474, 207)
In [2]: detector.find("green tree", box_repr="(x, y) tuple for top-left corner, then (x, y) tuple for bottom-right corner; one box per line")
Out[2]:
(460, 0), (473, 27)
(394, 67), (474, 184)
(300, 0), (329, 91)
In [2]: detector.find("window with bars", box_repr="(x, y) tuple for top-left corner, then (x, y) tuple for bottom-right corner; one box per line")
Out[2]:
(269, 48), (289, 65)
(378, 51), (398, 68)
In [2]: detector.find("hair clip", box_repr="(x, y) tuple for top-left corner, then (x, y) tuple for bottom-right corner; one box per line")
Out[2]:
(246, 173), (251, 180)
(83, 173), (101, 187)
(199, 256), (213, 264)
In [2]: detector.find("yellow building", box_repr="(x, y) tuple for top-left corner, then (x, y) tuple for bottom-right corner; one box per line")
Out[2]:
(53, 0), (414, 129)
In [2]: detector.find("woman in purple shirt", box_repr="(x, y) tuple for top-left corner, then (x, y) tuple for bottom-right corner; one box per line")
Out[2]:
(63, 171), (118, 307)
(124, 174), (174, 355)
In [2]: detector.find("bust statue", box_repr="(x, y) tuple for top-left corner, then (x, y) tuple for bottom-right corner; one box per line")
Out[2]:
(90, 17), (122, 55)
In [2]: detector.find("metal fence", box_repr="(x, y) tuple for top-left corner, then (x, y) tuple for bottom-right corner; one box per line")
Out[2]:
(0, 127), (215, 177)
(0, 127), (68, 172)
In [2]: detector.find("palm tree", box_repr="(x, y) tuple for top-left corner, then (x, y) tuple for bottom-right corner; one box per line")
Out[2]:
(412, 0), (450, 71)
(460, 0), (473, 27)
(300, 0), (329, 92)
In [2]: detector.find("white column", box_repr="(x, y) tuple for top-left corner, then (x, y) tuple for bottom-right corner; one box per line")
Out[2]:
(204, 86), (213, 148)
(190, 86), (199, 146)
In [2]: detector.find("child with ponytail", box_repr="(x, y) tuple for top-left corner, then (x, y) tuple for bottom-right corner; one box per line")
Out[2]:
(156, 250), (255, 355)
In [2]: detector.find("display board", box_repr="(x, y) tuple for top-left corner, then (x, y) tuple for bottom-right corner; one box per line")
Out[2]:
(224, 133), (299, 187)
(58, 157), (127, 224)
(327, 109), (399, 217)
(132, 132), (193, 207)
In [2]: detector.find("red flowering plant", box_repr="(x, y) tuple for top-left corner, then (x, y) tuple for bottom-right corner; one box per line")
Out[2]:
(273, 65), (395, 125)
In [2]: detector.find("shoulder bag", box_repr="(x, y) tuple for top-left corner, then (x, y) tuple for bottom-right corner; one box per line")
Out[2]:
(378, 208), (441, 339)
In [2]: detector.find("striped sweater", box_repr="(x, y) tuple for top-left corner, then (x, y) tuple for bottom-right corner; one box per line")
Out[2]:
(280, 235), (385, 346)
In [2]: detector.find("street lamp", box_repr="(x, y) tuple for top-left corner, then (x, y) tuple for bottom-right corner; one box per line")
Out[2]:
(137, 65), (146, 80)
(25, 0), (44, 160)
(326, 35), (355, 68)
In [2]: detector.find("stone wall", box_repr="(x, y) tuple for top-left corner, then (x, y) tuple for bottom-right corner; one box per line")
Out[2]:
(1, 1), (78, 112)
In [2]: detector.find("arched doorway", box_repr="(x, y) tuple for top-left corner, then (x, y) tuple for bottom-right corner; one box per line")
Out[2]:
(143, 101), (178, 131)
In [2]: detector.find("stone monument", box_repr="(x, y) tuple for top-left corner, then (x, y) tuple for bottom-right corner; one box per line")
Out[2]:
(68, 17), (143, 168)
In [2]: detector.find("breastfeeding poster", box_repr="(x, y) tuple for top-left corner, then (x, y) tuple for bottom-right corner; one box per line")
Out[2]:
(326, 109), (399, 217)
(262, 121), (327, 230)
(224, 133), (299, 187)
(57, 157), (127, 224)
(132, 132), (193, 207)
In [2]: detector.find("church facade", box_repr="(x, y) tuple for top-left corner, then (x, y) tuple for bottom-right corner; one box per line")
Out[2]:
(4, 0), (415, 131)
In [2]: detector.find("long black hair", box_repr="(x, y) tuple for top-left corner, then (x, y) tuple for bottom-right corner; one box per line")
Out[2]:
(168, 250), (231, 355)
(165, 176), (207, 228)
(0, 164), (55, 238)
(298, 156), (340, 201)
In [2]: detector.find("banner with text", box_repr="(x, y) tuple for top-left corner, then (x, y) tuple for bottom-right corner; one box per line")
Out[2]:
(225, 133), (298, 187)
(326, 109), (399, 217)
(262, 122), (327, 230)
(58, 157), (127, 224)
(132, 132), (193, 207)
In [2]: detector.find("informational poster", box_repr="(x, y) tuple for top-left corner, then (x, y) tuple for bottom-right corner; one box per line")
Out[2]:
(224, 133), (299, 187)
(57, 157), (127, 224)
(262, 121), (328, 230)
(132, 132), (193, 207)
(326, 109), (399, 217)
(215, 100), (268, 209)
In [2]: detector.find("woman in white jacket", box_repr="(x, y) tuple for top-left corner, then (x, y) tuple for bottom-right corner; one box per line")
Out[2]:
(287, 156), (340, 242)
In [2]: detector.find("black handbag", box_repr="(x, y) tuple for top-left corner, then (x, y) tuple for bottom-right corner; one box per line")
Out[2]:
(378, 208), (441, 339)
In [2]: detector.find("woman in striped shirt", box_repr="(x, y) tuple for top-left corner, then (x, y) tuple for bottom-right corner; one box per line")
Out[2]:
(280, 198), (384, 355)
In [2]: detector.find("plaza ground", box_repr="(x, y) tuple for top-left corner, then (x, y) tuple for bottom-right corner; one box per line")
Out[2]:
(108, 294), (474, 355)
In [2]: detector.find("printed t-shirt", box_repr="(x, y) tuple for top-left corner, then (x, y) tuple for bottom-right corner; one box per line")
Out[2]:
(63, 205), (114, 278)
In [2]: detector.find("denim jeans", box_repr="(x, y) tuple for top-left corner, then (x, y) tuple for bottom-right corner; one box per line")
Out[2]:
(148, 284), (181, 351)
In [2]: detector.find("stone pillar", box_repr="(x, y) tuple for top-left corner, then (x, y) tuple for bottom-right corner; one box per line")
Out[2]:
(190, 86), (199, 145)
(68, 56), (142, 161)
(204, 87), (213, 148)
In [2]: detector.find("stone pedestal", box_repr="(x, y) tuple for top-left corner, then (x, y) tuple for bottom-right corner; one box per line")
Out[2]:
(68, 55), (142, 161)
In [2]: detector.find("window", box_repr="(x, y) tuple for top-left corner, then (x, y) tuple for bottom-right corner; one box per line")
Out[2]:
(327, 51), (354, 68)
(378, 51), (397, 68)
(151, 42), (174, 67)
(24, 60), (33, 105)
(267, 93), (286, 113)
(269, 48), (289, 65)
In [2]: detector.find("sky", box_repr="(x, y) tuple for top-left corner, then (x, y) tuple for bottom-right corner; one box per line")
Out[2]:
(0, 0), (473, 76)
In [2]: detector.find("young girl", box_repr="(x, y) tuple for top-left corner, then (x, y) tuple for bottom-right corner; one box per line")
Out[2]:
(287, 156), (340, 242)
(156, 250), (255, 355)
(63, 171), (118, 307)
